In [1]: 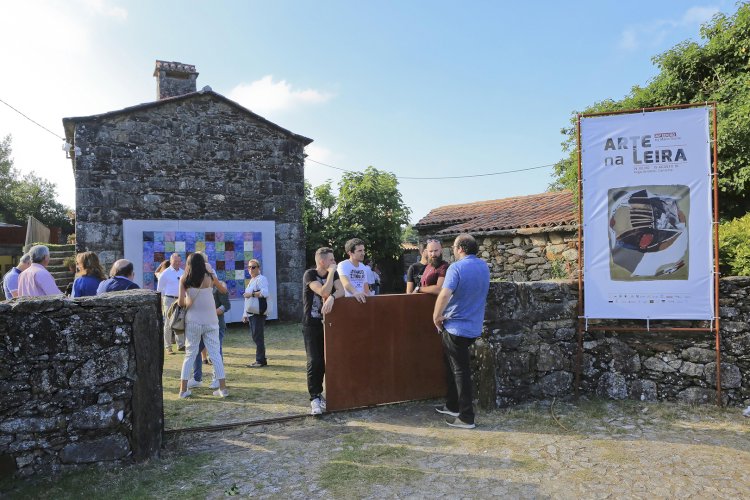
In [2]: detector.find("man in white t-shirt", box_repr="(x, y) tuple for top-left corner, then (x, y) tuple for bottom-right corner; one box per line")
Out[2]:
(157, 253), (185, 354)
(336, 238), (369, 303)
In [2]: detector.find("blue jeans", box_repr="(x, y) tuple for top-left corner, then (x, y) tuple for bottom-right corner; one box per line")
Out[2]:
(248, 314), (266, 363)
(192, 323), (225, 382)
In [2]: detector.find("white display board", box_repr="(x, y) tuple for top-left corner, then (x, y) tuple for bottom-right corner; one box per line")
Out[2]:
(581, 107), (714, 320)
(123, 220), (277, 322)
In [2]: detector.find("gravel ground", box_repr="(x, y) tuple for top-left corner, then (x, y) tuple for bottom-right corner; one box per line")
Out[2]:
(157, 398), (750, 498)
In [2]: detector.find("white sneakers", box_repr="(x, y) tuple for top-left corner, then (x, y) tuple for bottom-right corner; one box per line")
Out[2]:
(743, 406), (750, 417)
(311, 397), (323, 415)
(181, 381), (226, 397)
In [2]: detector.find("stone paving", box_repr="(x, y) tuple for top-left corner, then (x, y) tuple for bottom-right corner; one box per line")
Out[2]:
(163, 399), (750, 498)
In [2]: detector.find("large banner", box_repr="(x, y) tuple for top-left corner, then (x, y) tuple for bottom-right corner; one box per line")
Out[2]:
(581, 107), (714, 320)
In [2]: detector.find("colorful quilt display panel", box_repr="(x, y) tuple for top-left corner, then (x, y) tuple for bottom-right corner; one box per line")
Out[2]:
(141, 231), (262, 299)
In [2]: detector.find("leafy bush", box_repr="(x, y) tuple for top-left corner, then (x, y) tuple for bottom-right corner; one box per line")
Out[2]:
(719, 213), (750, 276)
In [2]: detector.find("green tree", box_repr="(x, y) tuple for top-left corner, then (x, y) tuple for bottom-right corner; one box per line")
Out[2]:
(302, 180), (336, 265)
(0, 134), (20, 223)
(719, 212), (750, 275)
(401, 224), (419, 245)
(551, 4), (750, 219)
(0, 134), (73, 232)
(328, 167), (411, 264)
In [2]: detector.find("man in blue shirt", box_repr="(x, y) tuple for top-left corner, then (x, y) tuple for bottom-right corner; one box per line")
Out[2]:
(2, 253), (31, 299)
(433, 233), (490, 429)
(96, 259), (140, 294)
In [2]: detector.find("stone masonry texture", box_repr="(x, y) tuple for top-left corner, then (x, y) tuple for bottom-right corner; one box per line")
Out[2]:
(0, 290), (163, 477)
(474, 277), (750, 409)
(423, 232), (579, 282)
(66, 92), (310, 320)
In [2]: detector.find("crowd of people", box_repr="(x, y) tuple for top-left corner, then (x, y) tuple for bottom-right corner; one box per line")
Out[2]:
(302, 235), (488, 427)
(3, 235), (493, 428)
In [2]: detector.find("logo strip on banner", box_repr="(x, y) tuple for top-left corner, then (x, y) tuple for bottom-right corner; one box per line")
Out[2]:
(580, 106), (715, 320)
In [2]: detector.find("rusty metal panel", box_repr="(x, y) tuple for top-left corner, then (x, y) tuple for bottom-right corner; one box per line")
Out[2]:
(324, 293), (446, 411)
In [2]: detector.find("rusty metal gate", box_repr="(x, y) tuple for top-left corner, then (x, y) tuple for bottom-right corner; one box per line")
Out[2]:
(323, 293), (447, 411)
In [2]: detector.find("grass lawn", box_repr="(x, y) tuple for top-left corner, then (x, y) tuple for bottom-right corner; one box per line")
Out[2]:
(162, 321), (311, 429)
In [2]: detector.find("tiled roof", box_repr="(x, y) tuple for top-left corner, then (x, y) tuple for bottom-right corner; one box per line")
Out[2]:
(401, 242), (419, 251)
(415, 191), (576, 235)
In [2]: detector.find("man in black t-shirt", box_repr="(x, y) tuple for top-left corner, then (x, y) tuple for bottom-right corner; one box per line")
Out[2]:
(302, 247), (345, 415)
(406, 246), (428, 294)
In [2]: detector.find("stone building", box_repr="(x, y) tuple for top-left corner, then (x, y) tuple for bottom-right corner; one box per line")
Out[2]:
(414, 191), (578, 281)
(62, 61), (312, 320)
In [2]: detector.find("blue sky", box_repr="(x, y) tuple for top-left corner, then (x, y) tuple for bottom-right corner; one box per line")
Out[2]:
(0, 0), (738, 223)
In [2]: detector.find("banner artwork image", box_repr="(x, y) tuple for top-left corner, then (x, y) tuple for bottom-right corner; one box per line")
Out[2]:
(608, 185), (689, 281)
(581, 107), (714, 320)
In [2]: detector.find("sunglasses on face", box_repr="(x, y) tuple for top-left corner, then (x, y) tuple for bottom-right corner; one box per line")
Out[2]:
(249, 265), (258, 269)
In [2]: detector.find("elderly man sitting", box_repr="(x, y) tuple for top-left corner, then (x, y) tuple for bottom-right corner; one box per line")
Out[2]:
(17, 246), (62, 297)
(96, 259), (140, 294)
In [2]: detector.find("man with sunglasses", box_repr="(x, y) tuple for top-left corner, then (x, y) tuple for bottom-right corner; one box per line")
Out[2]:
(417, 239), (449, 295)
(243, 259), (269, 367)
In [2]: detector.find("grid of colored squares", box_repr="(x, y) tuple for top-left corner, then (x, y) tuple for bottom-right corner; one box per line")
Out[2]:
(141, 231), (262, 299)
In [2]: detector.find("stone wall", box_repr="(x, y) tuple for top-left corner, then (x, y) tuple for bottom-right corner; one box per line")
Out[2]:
(67, 92), (309, 320)
(433, 228), (579, 282)
(474, 277), (750, 409)
(0, 291), (163, 477)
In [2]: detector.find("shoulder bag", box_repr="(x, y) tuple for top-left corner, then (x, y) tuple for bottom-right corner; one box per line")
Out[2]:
(166, 297), (188, 332)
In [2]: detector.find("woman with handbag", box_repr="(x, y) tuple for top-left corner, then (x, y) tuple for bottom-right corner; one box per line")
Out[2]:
(243, 258), (269, 368)
(177, 252), (229, 398)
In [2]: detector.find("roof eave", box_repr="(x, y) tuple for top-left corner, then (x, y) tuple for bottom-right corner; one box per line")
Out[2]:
(62, 90), (313, 146)
(434, 222), (579, 239)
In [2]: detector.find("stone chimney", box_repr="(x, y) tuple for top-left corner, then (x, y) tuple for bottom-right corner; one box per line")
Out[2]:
(153, 60), (198, 100)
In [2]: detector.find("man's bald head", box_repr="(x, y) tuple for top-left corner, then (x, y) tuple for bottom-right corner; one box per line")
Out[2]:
(110, 259), (134, 279)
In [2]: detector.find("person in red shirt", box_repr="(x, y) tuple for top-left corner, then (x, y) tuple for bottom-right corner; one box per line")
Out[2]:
(417, 239), (449, 295)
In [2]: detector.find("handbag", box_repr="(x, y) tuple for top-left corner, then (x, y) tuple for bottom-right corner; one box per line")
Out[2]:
(245, 277), (269, 316)
(166, 300), (187, 332)
(245, 296), (268, 315)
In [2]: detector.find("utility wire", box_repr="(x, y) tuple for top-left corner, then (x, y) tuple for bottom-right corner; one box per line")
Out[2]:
(0, 98), (65, 141)
(306, 158), (556, 180)
(1, 95), (558, 181)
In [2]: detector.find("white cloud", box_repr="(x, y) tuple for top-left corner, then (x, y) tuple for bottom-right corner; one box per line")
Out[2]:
(80, 0), (128, 20)
(619, 29), (638, 51)
(618, 5), (720, 51)
(304, 144), (343, 188)
(681, 6), (719, 24)
(0, 1), (140, 209)
(228, 75), (333, 116)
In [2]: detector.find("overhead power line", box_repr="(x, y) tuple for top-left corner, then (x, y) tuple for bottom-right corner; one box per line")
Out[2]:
(1, 96), (558, 181)
(305, 158), (556, 180)
(0, 98), (65, 140)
